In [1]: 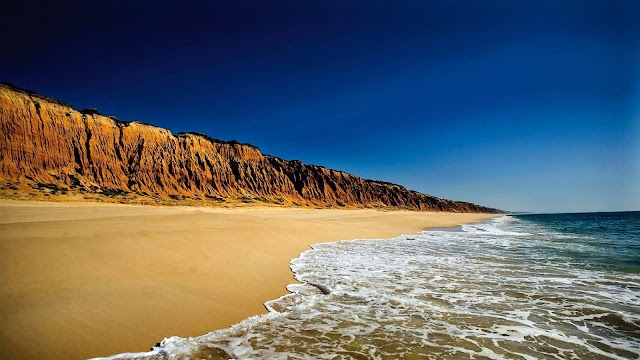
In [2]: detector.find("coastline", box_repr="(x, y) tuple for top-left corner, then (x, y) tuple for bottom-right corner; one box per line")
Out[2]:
(0, 200), (495, 359)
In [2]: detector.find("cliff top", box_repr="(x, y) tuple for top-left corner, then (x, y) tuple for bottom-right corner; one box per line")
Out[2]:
(0, 81), (261, 150)
(176, 132), (260, 149)
(0, 82), (72, 108)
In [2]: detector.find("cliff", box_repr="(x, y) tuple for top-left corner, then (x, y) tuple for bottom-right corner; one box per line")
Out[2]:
(0, 83), (502, 213)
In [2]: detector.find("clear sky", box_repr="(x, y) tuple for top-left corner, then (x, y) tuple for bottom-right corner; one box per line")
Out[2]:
(1, 1), (638, 213)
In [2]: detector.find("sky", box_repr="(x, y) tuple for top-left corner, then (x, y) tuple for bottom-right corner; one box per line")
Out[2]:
(1, 1), (638, 213)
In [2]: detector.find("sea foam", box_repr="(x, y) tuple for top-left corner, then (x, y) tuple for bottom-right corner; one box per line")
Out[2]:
(95, 213), (640, 359)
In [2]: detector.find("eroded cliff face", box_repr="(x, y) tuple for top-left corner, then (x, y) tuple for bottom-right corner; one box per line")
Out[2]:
(0, 83), (501, 213)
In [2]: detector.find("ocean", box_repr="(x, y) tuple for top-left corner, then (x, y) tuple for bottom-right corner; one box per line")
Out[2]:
(104, 212), (640, 360)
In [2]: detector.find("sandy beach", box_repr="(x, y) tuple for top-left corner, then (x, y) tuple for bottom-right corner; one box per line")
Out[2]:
(0, 200), (494, 359)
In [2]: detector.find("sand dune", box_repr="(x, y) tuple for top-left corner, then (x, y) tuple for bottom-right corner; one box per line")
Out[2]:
(0, 200), (494, 359)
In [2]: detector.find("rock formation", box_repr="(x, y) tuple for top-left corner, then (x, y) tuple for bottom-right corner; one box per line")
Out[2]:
(0, 82), (502, 213)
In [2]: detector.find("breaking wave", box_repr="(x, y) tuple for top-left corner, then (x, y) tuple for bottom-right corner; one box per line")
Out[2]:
(94, 212), (640, 359)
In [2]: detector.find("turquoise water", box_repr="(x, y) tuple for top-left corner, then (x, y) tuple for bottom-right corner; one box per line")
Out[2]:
(512, 212), (640, 274)
(101, 212), (640, 360)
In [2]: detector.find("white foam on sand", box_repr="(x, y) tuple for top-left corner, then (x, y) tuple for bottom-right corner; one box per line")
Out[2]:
(96, 216), (640, 359)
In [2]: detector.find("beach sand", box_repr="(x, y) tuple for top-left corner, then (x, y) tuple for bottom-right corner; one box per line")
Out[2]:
(0, 200), (495, 359)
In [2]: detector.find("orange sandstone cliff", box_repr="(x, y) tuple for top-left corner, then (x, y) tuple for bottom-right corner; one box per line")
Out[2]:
(0, 83), (501, 213)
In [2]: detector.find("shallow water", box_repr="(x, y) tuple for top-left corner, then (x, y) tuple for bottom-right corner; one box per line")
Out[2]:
(101, 212), (640, 360)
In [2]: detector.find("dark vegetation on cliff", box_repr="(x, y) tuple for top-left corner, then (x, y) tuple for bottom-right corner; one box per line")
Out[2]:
(0, 83), (503, 213)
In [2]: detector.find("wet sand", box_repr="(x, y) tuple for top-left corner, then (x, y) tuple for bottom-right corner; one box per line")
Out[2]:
(0, 200), (495, 359)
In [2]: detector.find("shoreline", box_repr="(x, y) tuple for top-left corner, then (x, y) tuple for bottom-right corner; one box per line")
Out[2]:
(97, 217), (502, 360)
(0, 200), (495, 359)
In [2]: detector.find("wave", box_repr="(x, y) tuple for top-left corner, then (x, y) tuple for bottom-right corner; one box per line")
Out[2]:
(93, 215), (640, 360)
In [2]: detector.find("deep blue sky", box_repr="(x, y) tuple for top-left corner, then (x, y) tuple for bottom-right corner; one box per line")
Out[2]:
(1, 1), (638, 212)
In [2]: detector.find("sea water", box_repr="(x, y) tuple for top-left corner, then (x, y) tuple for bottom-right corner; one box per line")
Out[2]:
(102, 212), (640, 359)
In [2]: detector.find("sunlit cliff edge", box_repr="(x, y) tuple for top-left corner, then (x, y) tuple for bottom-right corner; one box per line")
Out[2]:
(0, 82), (503, 213)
